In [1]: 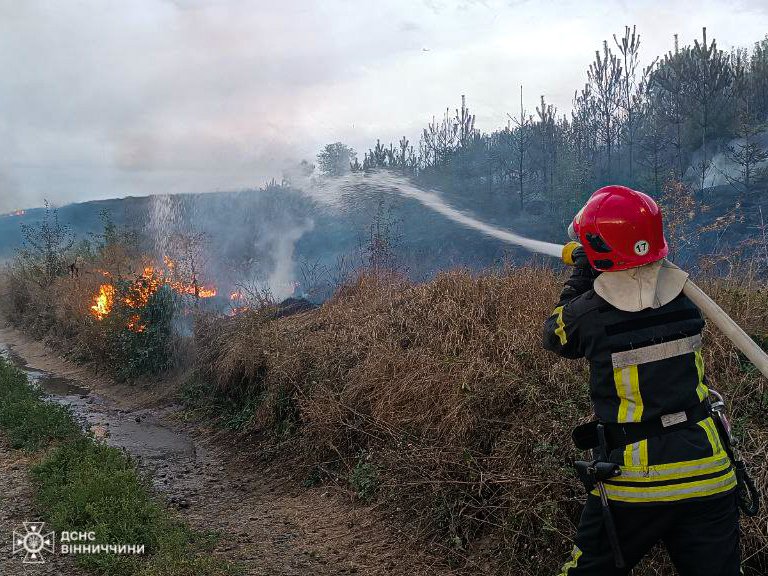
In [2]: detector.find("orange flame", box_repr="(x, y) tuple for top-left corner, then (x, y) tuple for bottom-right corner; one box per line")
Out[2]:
(163, 257), (217, 299)
(169, 282), (217, 298)
(127, 314), (145, 333)
(91, 284), (115, 320)
(90, 259), (218, 330)
(227, 290), (250, 315)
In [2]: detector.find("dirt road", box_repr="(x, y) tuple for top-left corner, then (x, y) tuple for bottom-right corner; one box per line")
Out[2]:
(0, 434), (84, 575)
(0, 323), (451, 575)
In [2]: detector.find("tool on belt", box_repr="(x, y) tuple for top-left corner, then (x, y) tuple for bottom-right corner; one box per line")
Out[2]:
(573, 422), (625, 568)
(571, 391), (760, 567)
(709, 389), (760, 516)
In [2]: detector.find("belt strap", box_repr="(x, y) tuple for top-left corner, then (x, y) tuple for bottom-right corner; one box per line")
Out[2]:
(572, 401), (711, 451)
(603, 401), (711, 451)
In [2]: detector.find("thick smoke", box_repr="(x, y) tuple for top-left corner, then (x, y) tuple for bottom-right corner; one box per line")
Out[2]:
(147, 187), (316, 302)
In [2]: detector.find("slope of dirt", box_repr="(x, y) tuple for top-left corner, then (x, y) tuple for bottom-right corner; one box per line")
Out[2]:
(0, 322), (452, 576)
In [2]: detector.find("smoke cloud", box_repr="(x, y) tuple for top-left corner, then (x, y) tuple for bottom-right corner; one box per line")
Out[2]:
(1, 0), (767, 213)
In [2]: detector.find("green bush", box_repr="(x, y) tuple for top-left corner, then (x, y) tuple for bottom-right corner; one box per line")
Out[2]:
(180, 374), (264, 431)
(107, 284), (176, 381)
(349, 453), (379, 502)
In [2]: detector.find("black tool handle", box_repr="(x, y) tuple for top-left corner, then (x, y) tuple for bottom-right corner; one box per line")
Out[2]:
(600, 495), (625, 568)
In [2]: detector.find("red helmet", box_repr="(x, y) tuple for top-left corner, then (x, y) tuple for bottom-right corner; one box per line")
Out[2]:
(571, 185), (668, 272)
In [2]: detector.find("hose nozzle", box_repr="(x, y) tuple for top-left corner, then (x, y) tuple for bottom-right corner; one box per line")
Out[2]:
(562, 241), (582, 266)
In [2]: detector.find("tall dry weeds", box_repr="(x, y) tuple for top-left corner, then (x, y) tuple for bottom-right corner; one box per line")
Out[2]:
(194, 266), (768, 574)
(4, 253), (766, 574)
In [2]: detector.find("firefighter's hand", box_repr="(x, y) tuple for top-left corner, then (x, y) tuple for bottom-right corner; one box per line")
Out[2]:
(562, 241), (590, 268)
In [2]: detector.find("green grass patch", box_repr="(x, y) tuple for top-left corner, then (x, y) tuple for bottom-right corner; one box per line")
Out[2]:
(180, 374), (262, 431)
(349, 452), (379, 502)
(0, 357), (241, 576)
(32, 438), (240, 576)
(0, 358), (79, 450)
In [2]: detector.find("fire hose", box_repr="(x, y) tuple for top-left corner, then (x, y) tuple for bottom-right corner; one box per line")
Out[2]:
(554, 242), (768, 381)
(679, 280), (768, 379)
(375, 176), (763, 563)
(559, 242), (762, 526)
(368, 172), (768, 373)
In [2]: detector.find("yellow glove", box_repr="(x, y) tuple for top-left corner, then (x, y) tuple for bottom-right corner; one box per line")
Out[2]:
(562, 241), (582, 266)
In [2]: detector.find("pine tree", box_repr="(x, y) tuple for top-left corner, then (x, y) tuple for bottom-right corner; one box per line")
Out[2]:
(587, 40), (623, 181)
(681, 27), (733, 191)
(509, 85), (533, 210)
(614, 25), (648, 183)
(728, 49), (768, 194)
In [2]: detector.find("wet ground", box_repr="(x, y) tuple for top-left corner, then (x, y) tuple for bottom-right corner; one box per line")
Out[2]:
(0, 325), (453, 575)
(0, 342), (203, 505)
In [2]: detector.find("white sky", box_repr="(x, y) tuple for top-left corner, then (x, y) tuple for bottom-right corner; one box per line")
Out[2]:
(1, 0), (766, 211)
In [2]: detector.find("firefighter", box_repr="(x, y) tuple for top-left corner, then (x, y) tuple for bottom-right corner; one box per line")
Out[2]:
(544, 185), (740, 575)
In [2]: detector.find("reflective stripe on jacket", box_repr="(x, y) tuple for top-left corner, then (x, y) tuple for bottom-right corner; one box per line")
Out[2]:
(543, 288), (736, 504)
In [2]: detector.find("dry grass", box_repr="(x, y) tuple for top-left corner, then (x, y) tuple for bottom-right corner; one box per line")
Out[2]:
(2, 262), (101, 347)
(195, 268), (592, 573)
(194, 266), (768, 574)
(4, 257), (767, 574)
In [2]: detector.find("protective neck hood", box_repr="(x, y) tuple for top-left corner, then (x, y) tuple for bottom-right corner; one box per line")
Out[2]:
(594, 259), (689, 312)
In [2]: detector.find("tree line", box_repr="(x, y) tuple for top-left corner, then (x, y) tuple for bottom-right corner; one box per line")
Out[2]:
(317, 27), (768, 223)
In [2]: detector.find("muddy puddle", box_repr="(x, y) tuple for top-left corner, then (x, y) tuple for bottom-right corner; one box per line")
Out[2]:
(0, 341), (206, 505)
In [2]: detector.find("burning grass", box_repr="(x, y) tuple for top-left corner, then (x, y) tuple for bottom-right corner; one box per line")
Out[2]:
(89, 260), (217, 332)
(2, 230), (766, 574)
(1, 252), (219, 380)
(191, 266), (768, 575)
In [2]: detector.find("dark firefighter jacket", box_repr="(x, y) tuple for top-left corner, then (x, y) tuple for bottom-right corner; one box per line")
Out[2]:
(543, 268), (737, 505)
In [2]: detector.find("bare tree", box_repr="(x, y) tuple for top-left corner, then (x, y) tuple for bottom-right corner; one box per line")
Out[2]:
(19, 201), (76, 287)
(165, 231), (212, 301)
(363, 200), (401, 275)
(508, 85), (533, 211)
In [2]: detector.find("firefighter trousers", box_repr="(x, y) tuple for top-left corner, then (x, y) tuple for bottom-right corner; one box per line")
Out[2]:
(558, 492), (740, 575)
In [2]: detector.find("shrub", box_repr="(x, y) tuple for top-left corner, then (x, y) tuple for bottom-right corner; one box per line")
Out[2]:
(349, 452), (379, 502)
(108, 284), (176, 381)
